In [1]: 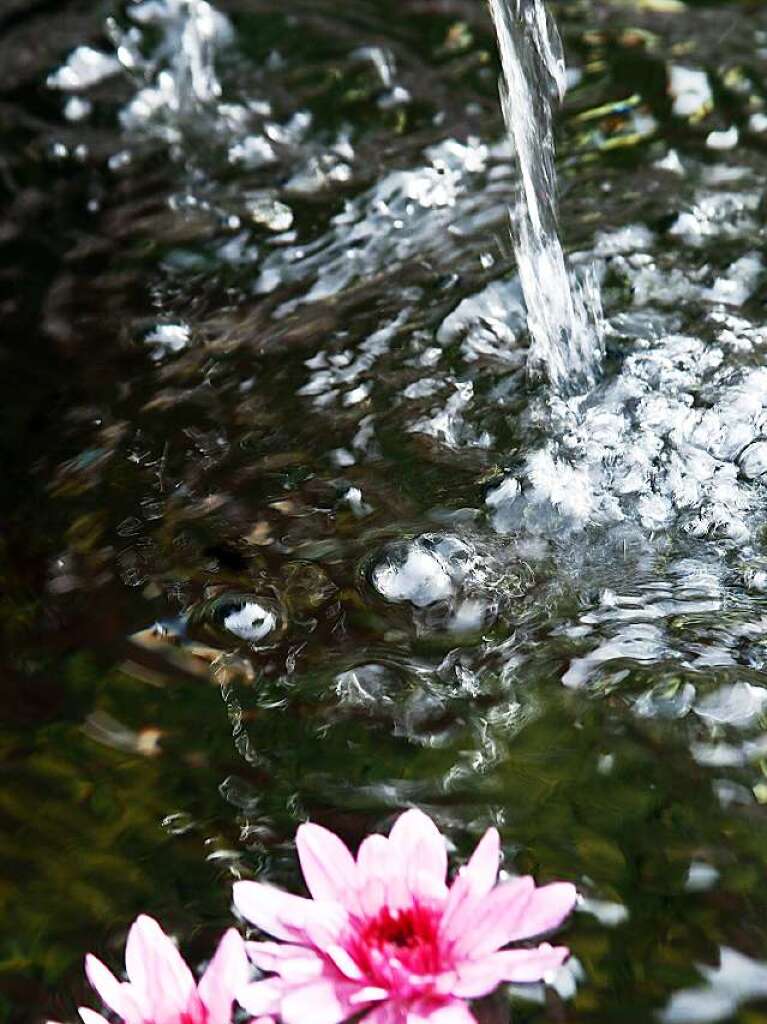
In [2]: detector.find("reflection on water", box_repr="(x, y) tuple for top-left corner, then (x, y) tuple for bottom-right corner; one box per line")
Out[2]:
(4, 0), (767, 1021)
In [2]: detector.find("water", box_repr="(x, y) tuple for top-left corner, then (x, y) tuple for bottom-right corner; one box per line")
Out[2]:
(4, 0), (767, 1021)
(488, 0), (602, 389)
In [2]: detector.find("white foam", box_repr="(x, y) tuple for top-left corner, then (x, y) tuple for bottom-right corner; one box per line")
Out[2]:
(485, 331), (767, 544)
(48, 47), (121, 91)
(668, 66), (712, 119)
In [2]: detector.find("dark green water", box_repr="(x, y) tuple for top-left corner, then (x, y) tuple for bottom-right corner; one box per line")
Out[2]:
(3, 1), (767, 1021)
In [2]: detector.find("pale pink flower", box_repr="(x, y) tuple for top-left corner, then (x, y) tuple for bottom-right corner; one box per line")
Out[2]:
(234, 809), (577, 1024)
(49, 914), (250, 1024)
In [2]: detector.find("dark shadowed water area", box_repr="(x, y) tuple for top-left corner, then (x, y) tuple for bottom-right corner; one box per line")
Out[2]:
(4, 0), (767, 1021)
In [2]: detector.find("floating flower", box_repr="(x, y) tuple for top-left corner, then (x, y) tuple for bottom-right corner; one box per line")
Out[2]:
(49, 914), (250, 1024)
(234, 809), (576, 1024)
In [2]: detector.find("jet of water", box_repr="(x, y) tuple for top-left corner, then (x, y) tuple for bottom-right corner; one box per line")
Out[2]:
(173, 0), (227, 109)
(488, 0), (603, 390)
(110, 0), (232, 127)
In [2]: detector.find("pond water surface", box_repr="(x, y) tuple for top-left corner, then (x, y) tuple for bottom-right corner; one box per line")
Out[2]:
(4, 1), (767, 1022)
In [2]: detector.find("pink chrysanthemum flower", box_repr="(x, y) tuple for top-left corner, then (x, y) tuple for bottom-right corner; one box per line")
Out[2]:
(234, 809), (577, 1024)
(49, 914), (250, 1024)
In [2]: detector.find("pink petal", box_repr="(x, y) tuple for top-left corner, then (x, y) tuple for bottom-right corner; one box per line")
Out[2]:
(407, 1000), (478, 1024)
(198, 929), (251, 1024)
(77, 1011), (110, 1024)
(237, 978), (284, 1017)
(297, 823), (359, 907)
(356, 834), (392, 916)
(503, 883), (577, 943)
(356, 833), (389, 878)
(447, 959), (508, 999)
(280, 978), (367, 1024)
(492, 943), (570, 982)
(410, 867), (450, 904)
(246, 941), (326, 982)
(350, 987), (389, 1005)
(324, 944), (366, 982)
(440, 829), (501, 940)
(84, 955), (142, 1024)
(448, 945), (568, 998)
(365, 1005), (406, 1024)
(389, 811), (448, 901)
(303, 903), (350, 951)
(234, 881), (344, 944)
(446, 877), (535, 958)
(124, 915), (196, 1021)
(356, 830), (416, 912)
(235, 882), (306, 942)
(463, 828), (501, 896)
(439, 876), (473, 943)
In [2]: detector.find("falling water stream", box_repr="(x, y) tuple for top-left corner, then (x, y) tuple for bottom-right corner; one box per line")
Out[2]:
(488, 0), (602, 388)
(5, 0), (767, 1020)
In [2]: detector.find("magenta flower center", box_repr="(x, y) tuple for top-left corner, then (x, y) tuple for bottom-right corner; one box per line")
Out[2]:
(368, 907), (432, 949)
(348, 903), (446, 994)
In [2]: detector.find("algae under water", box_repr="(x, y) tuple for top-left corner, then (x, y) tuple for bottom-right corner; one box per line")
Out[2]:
(3, 0), (767, 1021)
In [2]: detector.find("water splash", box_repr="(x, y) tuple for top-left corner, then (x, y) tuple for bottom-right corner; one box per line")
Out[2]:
(488, 0), (602, 389)
(111, 0), (232, 128)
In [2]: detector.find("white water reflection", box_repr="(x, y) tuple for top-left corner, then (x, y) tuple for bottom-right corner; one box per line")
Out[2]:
(662, 947), (767, 1024)
(371, 535), (485, 610)
(695, 682), (767, 728)
(224, 601), (278, 644)
(254, 138), (492, 311)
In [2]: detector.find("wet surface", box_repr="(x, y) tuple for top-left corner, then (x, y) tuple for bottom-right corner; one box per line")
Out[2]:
(4, 1), (767, 1021)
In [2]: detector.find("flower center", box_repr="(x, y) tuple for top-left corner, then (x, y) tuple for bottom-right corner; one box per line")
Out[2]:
(365, 907), (429, 950)
(347, 903), (446, 994)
